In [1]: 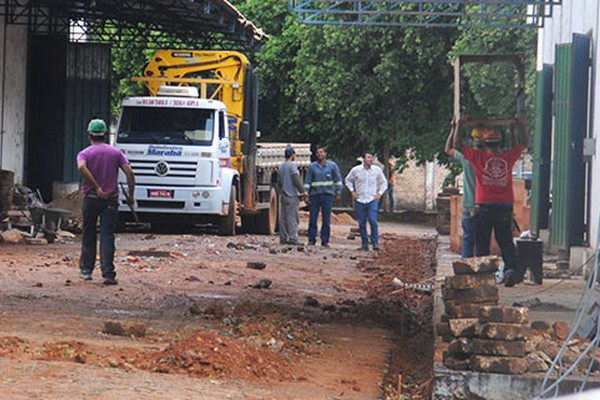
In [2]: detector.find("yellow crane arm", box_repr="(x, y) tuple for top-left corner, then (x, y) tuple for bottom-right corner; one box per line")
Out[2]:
(132, 50), (252, 172)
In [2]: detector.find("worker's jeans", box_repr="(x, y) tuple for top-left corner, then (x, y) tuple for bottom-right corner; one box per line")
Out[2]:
(475, 204), (517, 273)
(279, 194), (300, 243)
(308, 194), (333, 245)
(356, 200), (379, 247)
(80, 194), (118, 279)
(461, 212), (476, 258)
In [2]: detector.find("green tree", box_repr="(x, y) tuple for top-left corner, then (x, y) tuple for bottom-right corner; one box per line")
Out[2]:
(110, 42), (151, 117)
(237, 0), (460, 165)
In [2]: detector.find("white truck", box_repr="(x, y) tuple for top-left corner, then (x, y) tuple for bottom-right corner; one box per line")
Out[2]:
(115, 50), (310, 235)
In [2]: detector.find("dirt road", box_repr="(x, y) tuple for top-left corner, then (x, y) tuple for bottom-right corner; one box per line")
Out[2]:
(0, 216), (436, 399)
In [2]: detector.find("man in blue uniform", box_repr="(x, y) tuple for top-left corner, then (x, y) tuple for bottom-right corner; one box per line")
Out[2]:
(304, 147), (343, 247)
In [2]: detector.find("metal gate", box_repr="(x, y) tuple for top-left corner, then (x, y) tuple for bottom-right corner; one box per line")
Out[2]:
(62, 43), (111, 183)
(550, 33), (590, 249)
(26, 37), (111, 201)
(530, 64), (553, 234)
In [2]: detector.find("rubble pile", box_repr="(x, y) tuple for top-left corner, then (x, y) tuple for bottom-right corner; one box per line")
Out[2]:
(526, 321), (600, 374)
(438, 257), (600, 376)
(440, 256), (531, 374)
(48, 189), (83, 229)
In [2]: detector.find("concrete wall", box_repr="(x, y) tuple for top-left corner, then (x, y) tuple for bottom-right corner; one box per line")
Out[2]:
(394, 153), (450, 211)
(0, 22), (28, 184)
(433, 365), (600, 399)
(537, 0), (600, 250)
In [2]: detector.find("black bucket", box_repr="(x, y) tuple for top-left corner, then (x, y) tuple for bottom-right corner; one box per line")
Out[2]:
(0, 169), (15, 217)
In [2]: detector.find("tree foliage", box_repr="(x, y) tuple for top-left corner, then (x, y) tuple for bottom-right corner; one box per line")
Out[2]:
(235, 0), (535, 166)
(107, 1), (537, 167)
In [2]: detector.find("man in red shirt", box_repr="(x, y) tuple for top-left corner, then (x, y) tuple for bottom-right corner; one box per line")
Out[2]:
(450, 114), (528, 287)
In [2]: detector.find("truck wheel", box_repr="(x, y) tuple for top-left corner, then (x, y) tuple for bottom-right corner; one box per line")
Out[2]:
(256, 186), (278, 235)
(241, 215), (256, 233)
(218, 185), (237, 236)
(115, 213), (128, 233)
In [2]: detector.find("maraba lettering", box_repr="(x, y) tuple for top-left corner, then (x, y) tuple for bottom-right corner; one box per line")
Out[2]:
(147, 146), (183, 157)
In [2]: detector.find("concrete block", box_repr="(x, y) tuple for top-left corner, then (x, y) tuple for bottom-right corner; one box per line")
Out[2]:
(449, 318), (480, 337)
(442, 284), (454, 301)
(479, 306), (530, 324)
(436, 322), (451, 337)
(1, 229), (25, 244)
(471, 355), (528, 374)
(443, 352), (471, 370)
(103, 320), (147, 337)
(478, 323), (530, 341)
(445, 302), (493, 318)
(470, 339), (528, 357)
(527, 352), (550, 373)
(25, 237), (48, 245)
(453, 256), (499, 275)
(446, 273), (496, 290)
(536, 340), (561, 360)
(553, 321), (571, 341)
(437, 315), (454, 341)
(453, 286), (499, 304)
(447, 338), (471, 356)
(531, 320), (552, 332)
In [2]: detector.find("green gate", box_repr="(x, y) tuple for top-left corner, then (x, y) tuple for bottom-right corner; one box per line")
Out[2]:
(530, 64), (553, 235)
(550, 34), (590, 249)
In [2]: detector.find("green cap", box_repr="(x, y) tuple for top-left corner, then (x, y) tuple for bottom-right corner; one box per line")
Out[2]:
(87, 119), (107, 136)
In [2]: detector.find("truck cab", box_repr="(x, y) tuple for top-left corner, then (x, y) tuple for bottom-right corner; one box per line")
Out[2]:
(115, 49), (310, 235)
(116, 86), (239, 233)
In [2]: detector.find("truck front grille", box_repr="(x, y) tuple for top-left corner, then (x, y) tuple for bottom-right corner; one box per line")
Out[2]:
(130, 160), (197, 178)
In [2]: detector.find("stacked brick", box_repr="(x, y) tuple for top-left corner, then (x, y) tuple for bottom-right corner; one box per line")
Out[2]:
(439, 256), (531, 374)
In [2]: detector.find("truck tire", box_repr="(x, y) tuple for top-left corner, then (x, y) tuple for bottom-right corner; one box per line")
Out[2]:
(218, 185), (237, 236)
(256, 186), (278, 235)
(241, 214), (256, 233)
(115, 213), (128, 233)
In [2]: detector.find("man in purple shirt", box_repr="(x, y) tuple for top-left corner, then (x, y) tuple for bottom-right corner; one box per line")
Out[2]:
(77, 118), (135, 285)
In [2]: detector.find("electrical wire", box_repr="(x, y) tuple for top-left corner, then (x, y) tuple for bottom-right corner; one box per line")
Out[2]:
(538, 216), (600, 398)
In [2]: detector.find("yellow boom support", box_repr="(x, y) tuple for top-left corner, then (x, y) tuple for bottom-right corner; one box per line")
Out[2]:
(132, 50), (250, 173)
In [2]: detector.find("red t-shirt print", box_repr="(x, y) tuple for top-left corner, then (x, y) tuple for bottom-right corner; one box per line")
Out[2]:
(463, 146), (524, 205)
(482, 157), (509, 186)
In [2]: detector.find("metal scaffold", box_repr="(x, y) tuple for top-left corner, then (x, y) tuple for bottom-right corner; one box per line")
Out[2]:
(0, 0), (267, 48)
(290, 0), (562, 28)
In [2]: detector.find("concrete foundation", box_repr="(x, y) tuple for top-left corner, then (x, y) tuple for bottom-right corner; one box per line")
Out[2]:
(433, 365), (600, 399)
(570, 246), (596, 277)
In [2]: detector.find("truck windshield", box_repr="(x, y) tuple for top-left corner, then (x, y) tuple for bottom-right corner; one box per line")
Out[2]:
(117, 106), (215, 145)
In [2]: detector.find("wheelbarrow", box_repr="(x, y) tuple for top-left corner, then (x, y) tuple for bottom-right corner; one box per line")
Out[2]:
(29, 204), (72, 243)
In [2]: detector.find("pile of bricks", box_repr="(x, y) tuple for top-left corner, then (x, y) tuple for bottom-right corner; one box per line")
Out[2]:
(439, 256), (531, 374)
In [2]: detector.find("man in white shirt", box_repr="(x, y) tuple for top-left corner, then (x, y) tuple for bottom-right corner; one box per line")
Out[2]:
(345, 152), (388, 251)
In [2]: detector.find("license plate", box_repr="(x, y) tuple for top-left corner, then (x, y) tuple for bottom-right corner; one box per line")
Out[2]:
(148, 189), (173, 198)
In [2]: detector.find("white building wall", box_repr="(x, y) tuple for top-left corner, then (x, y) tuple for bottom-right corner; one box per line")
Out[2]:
(0, 22), (28, 183)
(537, 0), (600, 248)
(394, 154), (450, 212)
